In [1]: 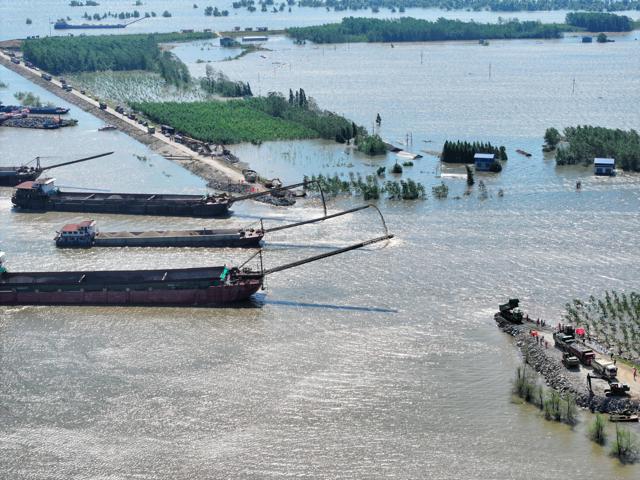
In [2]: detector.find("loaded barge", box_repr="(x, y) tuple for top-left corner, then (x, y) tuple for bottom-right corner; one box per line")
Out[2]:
(0, 105), (69, 115)
(0, 235), (393, 307)
(0, 152), (112, 187)
(54, 205), (375, 249)
(12, 178), (308, 218)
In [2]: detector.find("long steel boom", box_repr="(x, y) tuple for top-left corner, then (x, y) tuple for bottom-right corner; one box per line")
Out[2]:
(229, 181), (308, 203)
(265, 204), (371, 234)
(40, 152), (114, 171)
(262, 234), (394, 276)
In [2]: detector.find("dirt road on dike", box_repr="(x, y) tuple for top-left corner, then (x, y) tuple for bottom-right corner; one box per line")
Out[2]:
(0, 51), (251, 191)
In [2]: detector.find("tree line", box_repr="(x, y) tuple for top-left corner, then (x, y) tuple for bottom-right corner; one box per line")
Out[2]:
(200, 65), (252, 97)
(22, 32), (212, 86)
(245, 90), (366, 143)
(287, 17), (569, 44)
(554, 126), (640, 172)
(441, 140), (507, 164)
(565, 12), (634, 32)
(298, 0), (640, 12)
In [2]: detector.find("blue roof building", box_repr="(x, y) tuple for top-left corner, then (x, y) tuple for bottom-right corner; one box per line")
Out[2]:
(474, 153), (495, 172)
(594, 157), (616, 176)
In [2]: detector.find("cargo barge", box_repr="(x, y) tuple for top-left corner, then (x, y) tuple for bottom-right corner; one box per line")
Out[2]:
(12, 178), (307, 218)
(53, 16), (146, 30)
(53, 205), (374, 249)
(0, 152), (112, 188)
(0, 105), (69, 115)
(0, 235), (393, 307)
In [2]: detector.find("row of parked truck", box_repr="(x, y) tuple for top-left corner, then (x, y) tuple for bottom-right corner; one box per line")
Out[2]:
(553, 325), (618, 377)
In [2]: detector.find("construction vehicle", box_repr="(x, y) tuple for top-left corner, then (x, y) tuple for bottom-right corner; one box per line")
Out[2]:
(562, 352), (580, 369)
(553, 332), (576, 352)
(587, 373), (630, 396)
(592, 358), (618, 379)
(494, 299), (523, 324)
(567, 343), (595, 366)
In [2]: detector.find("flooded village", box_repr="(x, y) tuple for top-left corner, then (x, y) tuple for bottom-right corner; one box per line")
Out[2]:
(1, 1), (640, 478)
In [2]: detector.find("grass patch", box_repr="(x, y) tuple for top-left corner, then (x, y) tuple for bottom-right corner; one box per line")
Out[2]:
(131, 100), (318, 144)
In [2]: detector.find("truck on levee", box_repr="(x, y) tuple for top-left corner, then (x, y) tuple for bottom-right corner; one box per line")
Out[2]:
(562, 352), (580, 369)
(11, 178), (308, 218)
(592, 358), (618, 379)
(553, 332), (576, 352)
(0, 234), (393, 307)
(54, 205), (376, 249)
(494, 298), (523, 324)
(567, 343), (596, 366)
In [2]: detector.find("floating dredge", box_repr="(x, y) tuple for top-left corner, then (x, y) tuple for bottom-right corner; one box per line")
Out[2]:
(12, 179), (310, 218)
(54, 205), (376, 249)
(0, 152), (113, 187)
(0, 234), (393, 307)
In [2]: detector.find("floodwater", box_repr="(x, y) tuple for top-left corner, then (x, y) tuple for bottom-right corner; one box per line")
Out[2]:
(2, 7), (640, 480)
(6, 0), (640, 42)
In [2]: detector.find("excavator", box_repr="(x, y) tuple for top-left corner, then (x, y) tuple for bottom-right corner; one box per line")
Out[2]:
(587, 373), (630, 396)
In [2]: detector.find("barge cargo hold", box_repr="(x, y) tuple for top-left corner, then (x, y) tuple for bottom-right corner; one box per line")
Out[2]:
(0, 235), (393, 307)
(12, 178), (308, 218)
(54, 205), (374, 249)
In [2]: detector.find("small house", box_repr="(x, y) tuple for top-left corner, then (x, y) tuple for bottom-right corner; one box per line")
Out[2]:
(220, 37), (237, 48)
(594, 157), (616, 176)
(474, 153), (495, 172)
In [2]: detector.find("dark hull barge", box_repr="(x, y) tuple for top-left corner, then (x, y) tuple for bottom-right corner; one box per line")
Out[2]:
(54, 205), (374, 249)
(0, 235), (393, 307)
(0, 105), (69, 115)
(12, 179), (308, 218)
(0, 152), (112, 187)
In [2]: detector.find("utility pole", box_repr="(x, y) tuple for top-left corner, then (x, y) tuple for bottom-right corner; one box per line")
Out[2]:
(420, 50), (423, 65)
(489, 62), (492, 79)
(572, 77), (576, 95)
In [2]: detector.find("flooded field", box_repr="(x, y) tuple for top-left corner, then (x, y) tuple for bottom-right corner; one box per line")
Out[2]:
(1, 4), (640, 478)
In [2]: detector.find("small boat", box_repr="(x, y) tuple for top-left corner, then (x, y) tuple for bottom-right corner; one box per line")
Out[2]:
(98, 125), (117, 132)
(609, 410), (639, 422)
(516, 149), (532, 157)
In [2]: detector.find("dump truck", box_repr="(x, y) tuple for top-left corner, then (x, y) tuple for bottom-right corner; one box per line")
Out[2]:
(592, 358), (617, 379)
(567, 343), (596, 366)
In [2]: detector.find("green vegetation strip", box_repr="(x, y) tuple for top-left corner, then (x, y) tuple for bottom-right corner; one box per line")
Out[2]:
(565, 290), (640, 365)
(22, 32), (214, 86)
(287, 17), (573, 44)
(131, 100), (318, 144)
(132, 90), (363, 145)
(295, 0), (640, 13)
(565, 12), (634, 32)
